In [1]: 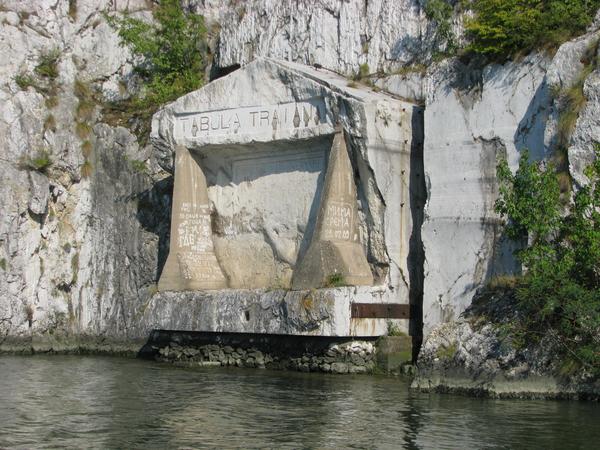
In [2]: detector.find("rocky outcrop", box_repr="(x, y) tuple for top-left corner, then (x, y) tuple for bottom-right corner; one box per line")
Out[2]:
(420, 54), (551, 334)
(0, 1), (168, 343)
(412, 289), (600, 399)
(420, 25), (600, 335)
(209, 0), (430, 75)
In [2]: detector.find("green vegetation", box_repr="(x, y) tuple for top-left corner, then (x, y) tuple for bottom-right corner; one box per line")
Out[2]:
(464, 0), (600, 60)
(75, 121), (92, 139)
(325, 273), (346, 288)
(495, 147), (600, 376)
(424, 0), (457, 56)
(35, 48), (60, 79)
(14, 49), (61, 100)
(129, 158), (147, 173)
(14, 73), (37, 90)
(362, 41), (369, 54)
(19, 149), (53, 174)
(0, 258), (6, 271)
(104, 0), (208, 141)
(555, 39), (599, 151)
(74, 79), (96, 122)
(418, 1), (600, 62)
(390, 63), (428, 77)
(352, 63), (370, 81)
(436, 342), (457, 360)
(386, 321), (408, 337)
(485, 274), (520, 290)
(45, 95), (59, 109)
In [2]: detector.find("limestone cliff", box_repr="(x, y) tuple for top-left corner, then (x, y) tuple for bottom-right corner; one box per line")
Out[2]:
(0, 0), (598, 358)
(0, 0), (167, 345)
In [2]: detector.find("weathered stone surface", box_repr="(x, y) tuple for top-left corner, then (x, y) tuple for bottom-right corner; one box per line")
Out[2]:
(152, 57), (420, 332)
(206, 0), (429, 76)
(292, 130), (373, 289)
(27, 171), (50, 216)
(421, 54), (552, 334)
(421, 25), (600, 337)
(138, 287), (402, 337)
(158, 145), (227, 291)
(1, 0), (599, 360)
(413, 289), (600, 398)
(0, 1), (170, 344)
(568, 69), (600, 187)
(375, 71), (425, 103)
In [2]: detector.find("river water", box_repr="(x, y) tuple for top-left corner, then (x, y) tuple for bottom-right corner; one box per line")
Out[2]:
(0, 355), (598, 449)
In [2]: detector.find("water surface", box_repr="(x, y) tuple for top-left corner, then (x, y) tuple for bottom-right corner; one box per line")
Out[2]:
(0, 355), (598, 449)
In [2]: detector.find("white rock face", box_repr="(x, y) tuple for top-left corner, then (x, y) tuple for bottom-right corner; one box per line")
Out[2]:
(569, 68), (600, 186)
(206, 0), (428, 75)
(0, 0), (167, 341)
(421, 55), (552, 334)
(421, 27), (600, 334)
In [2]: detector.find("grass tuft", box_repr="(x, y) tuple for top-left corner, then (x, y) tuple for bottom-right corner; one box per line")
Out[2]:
(45, 95), (59, 108)
(81, 140), (93, 158)
(43, 114), (56, 132)
(75, 121), (92, 139)
(14, 73), (37, 90)
(19, 149), (53, 174)
(324, 272), (346, 288)
(35, 48), (61, 79)
(80, 160), (93, 179)
(486, 274), (521, 291)
(68, 0), (77, 20)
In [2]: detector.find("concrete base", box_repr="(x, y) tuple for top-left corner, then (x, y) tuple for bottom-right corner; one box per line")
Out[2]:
(139, 287), (409, 337)
(376, 335), (413, 372)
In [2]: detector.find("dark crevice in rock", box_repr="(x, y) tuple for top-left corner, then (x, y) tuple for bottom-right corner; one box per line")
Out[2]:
(209, 63), (241, 82)
(409, 105), (426, 359)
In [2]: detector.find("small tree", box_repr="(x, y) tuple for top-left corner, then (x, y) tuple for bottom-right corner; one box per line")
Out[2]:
(495, 148), (600, 375)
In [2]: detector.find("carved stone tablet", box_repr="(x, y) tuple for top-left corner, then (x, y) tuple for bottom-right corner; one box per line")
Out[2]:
(292, 129), (373, 289)
(158, 146), (227, 291)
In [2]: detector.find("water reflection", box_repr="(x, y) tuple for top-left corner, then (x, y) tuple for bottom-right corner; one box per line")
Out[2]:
(0, 355), (598, 449)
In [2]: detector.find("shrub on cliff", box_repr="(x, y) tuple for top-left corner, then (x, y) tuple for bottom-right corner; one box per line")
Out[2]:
(424, 0), (458, 56)
(495, 148), (600, 376)
(464, 0), (600, 59)
(104, 0), (207, 141)
(107, 0), (207, 106)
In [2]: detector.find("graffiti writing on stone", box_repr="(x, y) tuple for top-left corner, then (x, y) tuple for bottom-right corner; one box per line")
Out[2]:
(176, 252), (224, 281)
(177, 203), (212, 252)
(322, 201), (353, 241)
(175, 97), (326, 139)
